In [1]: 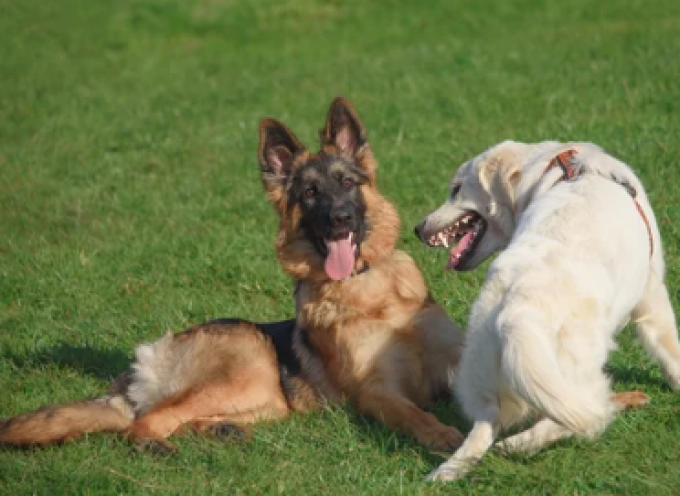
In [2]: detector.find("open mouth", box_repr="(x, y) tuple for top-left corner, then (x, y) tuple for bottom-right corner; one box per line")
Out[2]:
(319, 231), (360, 281)
(426, 211), (486, 270)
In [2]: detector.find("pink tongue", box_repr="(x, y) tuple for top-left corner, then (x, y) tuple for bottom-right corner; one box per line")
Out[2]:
(324, 238), (355, 281)
(447, 231), (475, 269)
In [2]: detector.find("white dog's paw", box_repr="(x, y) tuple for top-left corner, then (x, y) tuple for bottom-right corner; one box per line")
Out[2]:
(425, 463), (468, 482)
(494, 438), (542, 456)
(494, 439), (525, 455)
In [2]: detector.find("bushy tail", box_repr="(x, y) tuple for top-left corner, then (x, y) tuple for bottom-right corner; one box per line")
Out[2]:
(0, 395), (134, 446)
(501, 323), (608, 437)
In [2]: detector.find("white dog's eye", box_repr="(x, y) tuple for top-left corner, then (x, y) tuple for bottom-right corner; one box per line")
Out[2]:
(451, 183), (462, 198)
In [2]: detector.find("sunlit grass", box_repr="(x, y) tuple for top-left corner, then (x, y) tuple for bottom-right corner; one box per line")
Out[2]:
(1, 0), (680, 493)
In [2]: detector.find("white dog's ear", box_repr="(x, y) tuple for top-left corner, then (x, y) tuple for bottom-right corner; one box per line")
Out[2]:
(479, 156), (521, 209)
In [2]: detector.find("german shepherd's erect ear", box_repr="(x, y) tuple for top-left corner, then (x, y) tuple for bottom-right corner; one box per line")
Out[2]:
(258, 118), (307, 203)
(320, 97), (376, 182)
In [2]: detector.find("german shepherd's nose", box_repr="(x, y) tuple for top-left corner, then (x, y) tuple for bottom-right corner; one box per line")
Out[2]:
(331, 208), (353, 228)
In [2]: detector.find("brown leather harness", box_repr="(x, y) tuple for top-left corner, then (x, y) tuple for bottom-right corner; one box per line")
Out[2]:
(544, 149), (654, 257)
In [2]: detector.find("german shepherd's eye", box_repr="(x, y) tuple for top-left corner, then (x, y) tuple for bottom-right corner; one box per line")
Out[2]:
(342, 177), (355, 189)
(304, 187), (317, 199)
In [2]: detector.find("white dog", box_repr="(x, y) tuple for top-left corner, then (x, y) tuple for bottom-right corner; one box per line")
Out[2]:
(414, 141), (680, 481)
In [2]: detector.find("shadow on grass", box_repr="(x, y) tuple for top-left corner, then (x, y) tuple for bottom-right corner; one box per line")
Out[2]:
(3, 343), (131, 380)
(343, 397), (470, 467)
(341, 360), (671, 469)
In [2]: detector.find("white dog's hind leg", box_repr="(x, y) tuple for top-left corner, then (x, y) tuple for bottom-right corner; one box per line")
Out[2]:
(426, 404), (500, 482)
(633, 280), (680, 389)
(495, 418), (572, 455)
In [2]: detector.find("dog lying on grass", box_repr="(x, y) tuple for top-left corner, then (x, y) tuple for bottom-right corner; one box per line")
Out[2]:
(0, 98), (465, 454)
(415, 140), (678, 481)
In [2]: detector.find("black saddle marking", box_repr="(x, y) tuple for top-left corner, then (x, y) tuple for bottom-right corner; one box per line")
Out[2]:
(207, 318), (301, 376)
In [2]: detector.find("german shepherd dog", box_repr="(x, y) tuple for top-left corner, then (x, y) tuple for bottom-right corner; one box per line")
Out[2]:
(0, 98), (465, 453)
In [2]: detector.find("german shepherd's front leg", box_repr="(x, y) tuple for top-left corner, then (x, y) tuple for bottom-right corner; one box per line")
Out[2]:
(356, 388), (463, 451)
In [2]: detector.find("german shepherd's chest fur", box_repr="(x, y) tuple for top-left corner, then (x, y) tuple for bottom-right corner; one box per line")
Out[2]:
(295, 250), (438, 404)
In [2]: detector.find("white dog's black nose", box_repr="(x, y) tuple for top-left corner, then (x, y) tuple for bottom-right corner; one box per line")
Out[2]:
(414, 221), (425, 240)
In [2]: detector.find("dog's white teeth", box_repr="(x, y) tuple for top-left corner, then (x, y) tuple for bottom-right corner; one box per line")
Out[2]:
(438, 233), (448, 246)
(348, 232), (353, 243)
(454, 253), (461, 259)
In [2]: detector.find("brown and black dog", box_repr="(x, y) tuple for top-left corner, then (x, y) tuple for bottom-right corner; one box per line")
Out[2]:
(0, 98), (465, 453)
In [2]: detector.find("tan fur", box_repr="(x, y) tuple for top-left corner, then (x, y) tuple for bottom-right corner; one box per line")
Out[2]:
(0, 396), (134, 445)
(291, 223), (463, 449)
(124, 323), (291, 445)
(0, 323), (294, 448)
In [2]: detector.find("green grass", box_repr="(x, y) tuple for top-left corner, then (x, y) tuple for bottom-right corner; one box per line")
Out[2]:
(1, 0), (680, 493)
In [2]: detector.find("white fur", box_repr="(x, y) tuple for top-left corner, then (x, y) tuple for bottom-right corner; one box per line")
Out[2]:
(127, 331), (179, 415)
(127, 330), (220, 416)
(420, 141), (680, 481)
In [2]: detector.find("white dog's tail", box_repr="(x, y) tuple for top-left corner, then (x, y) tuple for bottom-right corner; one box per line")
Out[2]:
(501, 320), (608, 437)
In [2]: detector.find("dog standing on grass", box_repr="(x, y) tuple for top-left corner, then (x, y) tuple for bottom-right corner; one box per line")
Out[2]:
(0, 98), (465, 453)
(415, 140), (679, 481)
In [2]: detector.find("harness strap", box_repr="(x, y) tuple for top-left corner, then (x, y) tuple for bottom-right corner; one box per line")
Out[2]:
(630, 190), (654, 258)
(543, 149), (584, 183)
(543, 149), (653, 257)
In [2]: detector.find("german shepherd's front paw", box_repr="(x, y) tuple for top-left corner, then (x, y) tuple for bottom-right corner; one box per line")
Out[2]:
(421, 425), (464, 452)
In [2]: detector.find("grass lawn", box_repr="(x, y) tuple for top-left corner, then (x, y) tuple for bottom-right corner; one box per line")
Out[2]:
(1, 0), (680, 493)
